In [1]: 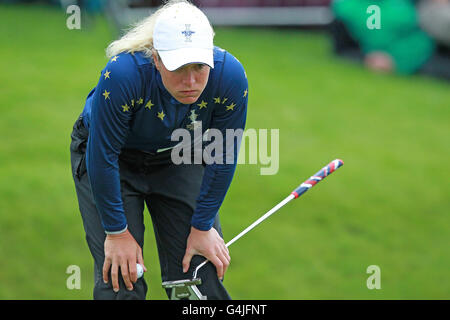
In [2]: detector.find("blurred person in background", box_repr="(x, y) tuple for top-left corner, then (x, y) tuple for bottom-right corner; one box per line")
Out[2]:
(418, 0), (450, 47)
(330, 0), (450, 80)
(417, 0), (450, 78)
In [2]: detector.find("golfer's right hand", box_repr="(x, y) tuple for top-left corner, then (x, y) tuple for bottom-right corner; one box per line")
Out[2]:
(182, 226), (230, 280)
(103, 229), (146, 292)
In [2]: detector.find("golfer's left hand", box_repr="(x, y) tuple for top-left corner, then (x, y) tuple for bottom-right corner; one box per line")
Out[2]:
(182, 226), (230, 280)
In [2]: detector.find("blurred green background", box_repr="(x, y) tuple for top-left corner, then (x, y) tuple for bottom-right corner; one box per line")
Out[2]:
(0, 4), (449, 300)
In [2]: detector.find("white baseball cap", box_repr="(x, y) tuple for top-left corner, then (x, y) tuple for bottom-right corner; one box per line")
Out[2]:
(153, 2), (214, 71)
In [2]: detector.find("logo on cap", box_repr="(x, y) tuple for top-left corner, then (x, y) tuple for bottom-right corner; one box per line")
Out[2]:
(181, 24), (195, 42)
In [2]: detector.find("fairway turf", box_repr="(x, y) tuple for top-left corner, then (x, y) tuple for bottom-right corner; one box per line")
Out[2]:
(0, 4), (449, 299)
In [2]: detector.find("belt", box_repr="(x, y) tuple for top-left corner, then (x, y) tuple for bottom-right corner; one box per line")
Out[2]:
(119, 148), (173, 174)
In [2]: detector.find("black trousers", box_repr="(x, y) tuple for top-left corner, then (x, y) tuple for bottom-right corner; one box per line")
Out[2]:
(70, 116), (231, 300)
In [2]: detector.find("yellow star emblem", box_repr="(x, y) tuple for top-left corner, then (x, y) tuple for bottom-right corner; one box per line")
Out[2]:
(226, 102), (236, 111)
(197, 100), (208, 109)
(214, 97), (221, 104)
(221, 97), (228, 105)
(145, 100), (154, 110)
(157, 111), (165, 121)
(137, 97), (144, 105)
(102, 89), (110, 100)
(121, 104), (130, 112)
(243, 89), (248, 98)
(111, 56), (118, 62)
(131, 99), (135, 107)
(104, 70), (111, 80)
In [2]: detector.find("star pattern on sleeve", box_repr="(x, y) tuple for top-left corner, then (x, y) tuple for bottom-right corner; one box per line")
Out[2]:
(121, 103), (130, 112)
(157, 111), (165, 121)
(197, 100), (208, 109)
(226, 102), (236, 111)
(104, 70), (111, 80)
(102, 89), (110, 100)
(145, 100), (154, 110)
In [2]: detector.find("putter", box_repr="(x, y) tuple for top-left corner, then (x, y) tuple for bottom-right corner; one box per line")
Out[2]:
(162, 159), (344, 300)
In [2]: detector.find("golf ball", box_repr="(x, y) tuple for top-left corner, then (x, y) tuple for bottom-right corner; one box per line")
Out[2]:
(136, 263), (144, 279)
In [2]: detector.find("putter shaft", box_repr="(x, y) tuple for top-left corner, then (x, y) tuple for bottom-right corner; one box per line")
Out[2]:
(192, 159), (344, 279)
(193, 194), (295, 278)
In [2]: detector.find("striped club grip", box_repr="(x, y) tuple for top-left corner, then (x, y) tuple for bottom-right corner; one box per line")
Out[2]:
(291, 159), (344, 199)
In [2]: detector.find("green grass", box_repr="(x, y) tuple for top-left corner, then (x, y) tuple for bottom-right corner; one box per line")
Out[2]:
(0, 4), (449, 299)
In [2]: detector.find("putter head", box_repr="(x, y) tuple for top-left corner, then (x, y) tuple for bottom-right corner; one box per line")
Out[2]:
(162, 278), (207, 300)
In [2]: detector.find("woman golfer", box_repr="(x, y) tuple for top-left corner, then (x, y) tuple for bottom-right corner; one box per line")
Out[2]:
(70, 0), (248, 299)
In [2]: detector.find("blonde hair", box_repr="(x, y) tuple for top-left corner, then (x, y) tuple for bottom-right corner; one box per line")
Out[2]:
(106, 0), (213, 59)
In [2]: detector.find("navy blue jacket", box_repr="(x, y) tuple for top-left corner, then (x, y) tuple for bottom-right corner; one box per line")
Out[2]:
(81, 47), (248, 233)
